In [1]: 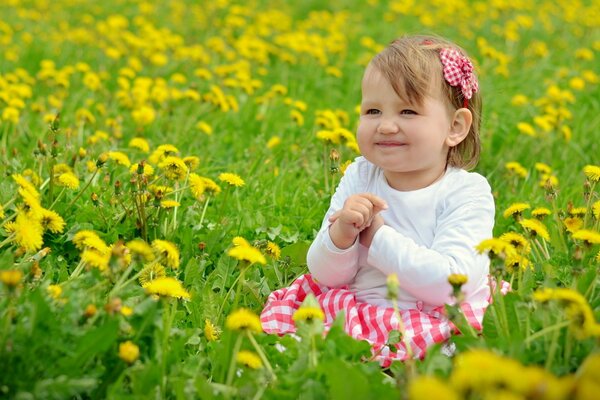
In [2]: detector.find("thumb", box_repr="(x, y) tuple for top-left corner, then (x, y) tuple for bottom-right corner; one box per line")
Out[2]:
(328, 210), (342, 223)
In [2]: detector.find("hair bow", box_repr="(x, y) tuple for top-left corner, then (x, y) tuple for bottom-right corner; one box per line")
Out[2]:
(439, 48), (479, 106)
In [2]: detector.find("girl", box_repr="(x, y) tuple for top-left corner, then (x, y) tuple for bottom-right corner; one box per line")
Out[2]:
(261, 34), (494, 364)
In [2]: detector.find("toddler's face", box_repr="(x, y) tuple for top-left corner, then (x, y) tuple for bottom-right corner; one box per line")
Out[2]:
(357, 65), (456, 191)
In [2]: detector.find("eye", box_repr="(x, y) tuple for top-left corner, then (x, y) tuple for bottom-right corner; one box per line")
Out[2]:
(365, 109), (380, 115)
(400, 109), (417, 115)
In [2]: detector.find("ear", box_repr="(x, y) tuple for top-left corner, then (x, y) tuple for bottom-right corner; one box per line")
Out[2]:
(446, 108), (472, 147)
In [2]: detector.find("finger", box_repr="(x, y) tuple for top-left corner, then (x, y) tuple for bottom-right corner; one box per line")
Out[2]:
(359, 193), (388, 213)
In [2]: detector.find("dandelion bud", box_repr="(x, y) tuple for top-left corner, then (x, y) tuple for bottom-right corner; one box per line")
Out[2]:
(118, 341), (139, 364)
(137, 160), (146, 175)
(84, 304), (97, 318)
(78, 147), (87, 158)
(583, 180), (591, 201)
(386, 274), (399, 300)
(96, 152), (108, 168)
(329, 149), (340, 161)
(91, 192), (99, 206)
(105, 297), (122, 315)
(37, 139), (47, 155)
(31, 261), (43, 280)
(114, 180), (121, 196)
(198, 242), (206, 251)
(51, 113), (60, 131)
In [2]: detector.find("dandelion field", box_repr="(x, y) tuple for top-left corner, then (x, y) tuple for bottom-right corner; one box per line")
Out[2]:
(1, 0), (599, 398)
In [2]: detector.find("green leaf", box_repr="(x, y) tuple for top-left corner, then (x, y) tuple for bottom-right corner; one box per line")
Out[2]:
(58, 318), (119, 373)
(280, 241), (311, 267)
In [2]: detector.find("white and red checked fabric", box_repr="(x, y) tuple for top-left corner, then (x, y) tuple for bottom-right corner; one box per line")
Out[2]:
(261, 274), (508, 367)
(439, 48), (479, 100)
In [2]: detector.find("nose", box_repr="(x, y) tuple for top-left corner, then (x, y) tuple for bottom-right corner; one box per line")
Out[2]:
(377, 117), (399, 135)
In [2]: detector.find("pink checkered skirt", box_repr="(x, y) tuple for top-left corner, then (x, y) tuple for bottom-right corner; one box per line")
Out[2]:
(261, 274), (502, 366)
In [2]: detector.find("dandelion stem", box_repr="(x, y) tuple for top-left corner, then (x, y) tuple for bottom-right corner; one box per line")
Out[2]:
(225, 334), (243, 388)
(0, 233), (16, 250)
(69, 260), (86, 280)
(217, 267), (244, 319)
(247, 331), (277, 382)
(524, 321), (570, 345)
(48, 187), (66, 209)
(67, 168), (99, 208)
(544, 318), (562, 371)
(161, 299), (177, 399)
(198, 195), (211, 228)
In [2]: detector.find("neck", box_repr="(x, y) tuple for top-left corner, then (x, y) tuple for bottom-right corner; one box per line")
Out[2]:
(383, 165), (448, 191)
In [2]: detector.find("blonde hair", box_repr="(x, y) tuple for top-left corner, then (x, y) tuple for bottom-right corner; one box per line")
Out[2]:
(370, 34), (482, 170)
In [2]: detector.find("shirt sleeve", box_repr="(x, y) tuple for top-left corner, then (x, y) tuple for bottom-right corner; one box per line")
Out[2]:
(366, 177), (495, 306)
(306, 159), (365, 287)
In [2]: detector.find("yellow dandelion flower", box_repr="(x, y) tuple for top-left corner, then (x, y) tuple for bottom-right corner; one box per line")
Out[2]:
(237, 350), (262, 369)
(532, 207), (551, 219)
(267, 136), (281, 149)
(570, 207), (587, 217)
(476, 238), (517, 259)
(583, 165), (600, 182)
(18, 188), (43, 218)
(0, 269), (23, 288)
(81, 249), (110, 271)
(183, 156), (200, 171)
(409, 376), (459, 400)
(499, 232), (531, 254)
(57, 173), (80, 190)
(129, 137), (150, 153)
(160, 200), (180, 209)
(0, 204), (3, 219)
(47, 284), (62, 299)
(204, 319), (221, 342)
(293, 305), (325, 323)
(143, 277), (190, 300)
(73, 230), (109, 253)
(290, 109), (304, 126)
(39, 208), (66, 234)
(121, 306), (133, 317)
(593, 201), (600, 220)
(516, 122), (536, 136)
(225, 308), (262, 333)
(107, 151), (131, 167)
(151, 239), (180, 269)
(448, 273), (468, 287)
(316, 129), (341, 144)
(503, 203), (530, 219)
(572, 230), (600, 245)
(510, 94), (529, 107)
(118, 341), (140, 364)
(6, 213), (44, 252)
(138, 263), (166, 286)
(148, 185), (173, 197)
(188, 173), (206, 200)
(505, 161), (528, 178)
(533, 287), (597, 338)
(200, 177), (221, 194)
(504, 254), (532, 273)
(131, 105), (155, 126)
(228, 245), (266, 265)
(539, 174), (559, 188)
(519, 219), (550, 241)
(534, 162), (552, 174)
(196, 121), (213, 135)
(130, 163), (154, 177)
(149, 144), (179, 164)
(158, 156), (188, 181)
(12, 173), (40, 199)
(266, 241), (281, 259)
(563, 217), (583, 233)
(218, 172), (245, 187)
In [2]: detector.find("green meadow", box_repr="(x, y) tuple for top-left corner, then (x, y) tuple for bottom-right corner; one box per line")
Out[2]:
(0, 0), (599, 398)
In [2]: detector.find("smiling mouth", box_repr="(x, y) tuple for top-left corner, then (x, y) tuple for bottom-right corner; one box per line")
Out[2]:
(375, 141), (406, 146)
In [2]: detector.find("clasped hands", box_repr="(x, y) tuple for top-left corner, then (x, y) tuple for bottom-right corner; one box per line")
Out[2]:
(328, 193), (388, 249)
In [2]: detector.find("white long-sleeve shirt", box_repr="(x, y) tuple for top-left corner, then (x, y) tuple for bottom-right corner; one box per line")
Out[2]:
(307, 157), (495, 311)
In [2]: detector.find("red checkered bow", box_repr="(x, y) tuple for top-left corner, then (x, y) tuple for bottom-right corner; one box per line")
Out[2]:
(439, 48), (479, 107)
